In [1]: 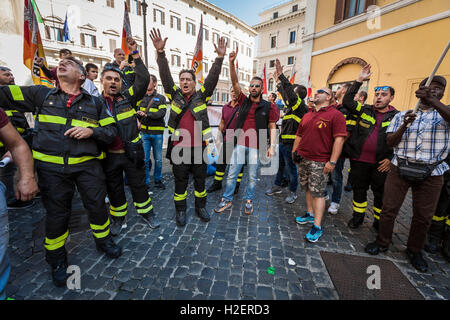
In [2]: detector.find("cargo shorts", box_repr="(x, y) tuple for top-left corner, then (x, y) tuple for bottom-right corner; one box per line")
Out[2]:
(298, 158), (328, 198)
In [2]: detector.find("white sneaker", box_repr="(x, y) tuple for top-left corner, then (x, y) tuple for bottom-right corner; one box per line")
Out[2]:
(328, 202), (340, 215)
(105, 196), (110, 204)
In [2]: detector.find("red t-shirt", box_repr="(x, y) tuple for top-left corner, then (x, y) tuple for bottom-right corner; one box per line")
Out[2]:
(296, 105), (347, 162)
(221, 92), (246, 142)
(237, 101), (279, 149)
(353, 106), (396, 164)
(0, 108), (10, 129)
(173, 94), (205, 148)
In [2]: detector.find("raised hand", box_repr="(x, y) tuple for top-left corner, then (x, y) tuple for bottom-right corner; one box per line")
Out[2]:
(149, 28), (168, 52)
(214, 37), (227, 58)
(357, 64), (372, 82)
(126, 36), (138, 53)
(274, 59), (283, 80)
(229, 46), (238, 64)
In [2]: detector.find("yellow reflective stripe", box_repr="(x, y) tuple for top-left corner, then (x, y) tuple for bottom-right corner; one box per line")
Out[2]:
(446, 219), (450, 226)
(9, 85), (24, 101)
(206, 96), (211, 102)
(238, 173), (244, 177)
(200, 86), (206, 93)
(134, 197), (151, 208)
(346, 120), (357, 126)
(71, 119), (99, 128)
(33, 150), (64, 164)
(166, 93), (172, 100)
(373, 214), (380, 220)
(99, 117), (115, 126)
(140, 107), (147, 112)
(149, 108), (159, 113)
(353, 200), (367, 207)
(93, 229), (110, 239)
(214, 176), (223, 181)
(110, 203), (128, 212)
(128, 87), (134, 96)
(353, 206), (367, 213)
(195, 190), (207, 198)
(281, 135), (297, 140)
(45, 230), (69, 245)
(38, 114), (67, 125)
(373, 206), (382, 214)
(137, 100), (142, 107)
(168, 126), (175, 133)
(131, 135), (141, 143)
(215, 171), (225, 176)
(291, 98), (302, 111)
(171, 104), (182, 114)
(137, 205), (154, 214)
(5, 110), (14, 117)
(432, 216), (446, 222)
(382, 121), (391, 128)
(202, 127), (211, 135)
(174, 191), (187, 201)
(90, 219), (110, 231)
(146, 126), (165, 131)
(67, 152), (106, 165)
(110, 210), (127, 217)
(193, 104), (206, 113)
(159, 105), (167, 109)
(173, 85), (178, 92)
(125, 70), (135, 75)
(356, 102), (362, 112)
(361, 113), (375, 125)
(17, 128), (26, 134)
(283, 114), (301, 123)
(117, 109), (136, 121)
(237, 178), (242, 182)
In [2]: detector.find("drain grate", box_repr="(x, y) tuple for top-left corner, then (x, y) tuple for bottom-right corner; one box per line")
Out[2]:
(320, 251), (424, 300)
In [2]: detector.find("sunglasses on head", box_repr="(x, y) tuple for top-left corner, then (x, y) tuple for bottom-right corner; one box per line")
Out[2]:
(250, 84), (261, 88)
(374, 86), (391, 92)
(103, 65), (122, 74)
(0, 66), (11, 72)
(316, 89), (330, 95)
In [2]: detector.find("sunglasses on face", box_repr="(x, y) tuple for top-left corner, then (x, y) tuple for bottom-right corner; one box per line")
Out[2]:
(374, 86), (391, 92)
(316, 89), (330, 95)
(0, 67), (11, 72)
(250, 84), (261, 88)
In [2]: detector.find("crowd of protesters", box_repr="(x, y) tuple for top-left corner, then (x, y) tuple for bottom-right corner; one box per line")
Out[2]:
(0, 27), (448, 296)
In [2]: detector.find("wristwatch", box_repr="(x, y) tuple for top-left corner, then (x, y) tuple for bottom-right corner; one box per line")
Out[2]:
(329, 161), (337, 166)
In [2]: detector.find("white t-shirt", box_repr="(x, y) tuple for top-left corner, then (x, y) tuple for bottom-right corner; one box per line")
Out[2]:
(82, 79), (100, 97)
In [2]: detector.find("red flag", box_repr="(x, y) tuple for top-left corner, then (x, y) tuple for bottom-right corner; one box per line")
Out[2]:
(262, 63), (267, 94)
(191, 15), (204, 89)
(121, 1), (132, 56)
(307, 75), (312, 98)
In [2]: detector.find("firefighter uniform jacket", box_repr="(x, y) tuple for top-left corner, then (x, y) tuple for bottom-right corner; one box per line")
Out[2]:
(157, 51), (223, 144)
(138, 91), (167, 135)
(343, 81), (399, 162)
(276, 74), (308, 145)
(103, 57), (149, 146)
(112, 61), (135, 90)
(0, 85), (117, 170)
(0, 107), (30, 152)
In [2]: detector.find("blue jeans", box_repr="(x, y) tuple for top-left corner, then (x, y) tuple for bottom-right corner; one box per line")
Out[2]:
(331, 157), (345, 204)
(274, 143), (298, 192)
(142, 133), (163, 185)
(0, 182), (10, 300)
(223, 145), (260, 202)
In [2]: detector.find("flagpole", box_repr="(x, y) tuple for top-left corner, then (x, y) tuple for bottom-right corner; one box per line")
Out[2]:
(141, 0), (148, 66)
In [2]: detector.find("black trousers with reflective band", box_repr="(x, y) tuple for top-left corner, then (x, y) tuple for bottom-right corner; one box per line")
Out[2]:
(350, 160), (387, 220)
(103, 153), (152, 219)
(214, 141), (244, 184)
(172, 147), (207, 211)
(37, 160), (110, 266)
(428, 172), (450, 240)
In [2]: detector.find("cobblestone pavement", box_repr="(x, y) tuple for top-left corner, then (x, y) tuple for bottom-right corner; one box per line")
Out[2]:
(5, 160), (450, 300)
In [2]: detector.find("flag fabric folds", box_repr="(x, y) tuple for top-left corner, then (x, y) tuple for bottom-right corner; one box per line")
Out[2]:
(262, 63), (267, 94)
(289, 57), (296, 84)
(122, 1), (132, 56)
(63, 12), (70, 42)
(191, 15), (204, 90)
(23, 0), (53, 87)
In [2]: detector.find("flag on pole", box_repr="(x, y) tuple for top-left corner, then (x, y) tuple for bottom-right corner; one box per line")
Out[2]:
(307, 75), (312, 98)
(289, 58), (296, 84)
(23, 0), (53, 87)
(191, 15), (204, 90)
(121, 1), (132, 56)
(31, 0), (43, 23)
(63, 12), (70, 42)
(262, 63), (268, 94)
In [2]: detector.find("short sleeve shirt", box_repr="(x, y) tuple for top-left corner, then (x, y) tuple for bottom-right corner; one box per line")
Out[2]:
(221, 92), (246, 142)
(0, 108), (10, 129)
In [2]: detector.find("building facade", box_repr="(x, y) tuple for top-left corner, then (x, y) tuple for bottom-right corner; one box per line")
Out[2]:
(0, 0), (257, 105)
(301, 0), (450, 110)
(254, 0), (306, 94)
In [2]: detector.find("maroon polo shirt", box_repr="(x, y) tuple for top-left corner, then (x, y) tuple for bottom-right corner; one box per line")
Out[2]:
(221, 92), (246, 142)
(295, 105), (347, 163)
(0, 108), (10, 129)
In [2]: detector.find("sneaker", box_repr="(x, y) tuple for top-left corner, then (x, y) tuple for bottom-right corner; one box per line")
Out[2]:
(305, 225), (323, 243)
(296, 212), (315, 225)
(214, 198), (232, 213)
(244, 200), (253, 215)
(7, 199), (35, 210)
(285, 192), (297, 204)
(266, 185), (283, 196)
(155, 180), (166, 190)
(328, 202), (340, 215)
(110, 217), (125, 237)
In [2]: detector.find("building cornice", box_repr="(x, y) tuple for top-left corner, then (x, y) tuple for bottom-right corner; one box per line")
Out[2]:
(256, 45), (303, 59)
(253, 8), (305, 30)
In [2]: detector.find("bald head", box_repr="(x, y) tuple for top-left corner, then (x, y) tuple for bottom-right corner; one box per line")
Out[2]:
(114, 49), (125, 64)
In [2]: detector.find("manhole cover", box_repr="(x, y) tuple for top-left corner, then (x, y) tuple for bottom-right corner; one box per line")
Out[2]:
(320, 251), (424, 300)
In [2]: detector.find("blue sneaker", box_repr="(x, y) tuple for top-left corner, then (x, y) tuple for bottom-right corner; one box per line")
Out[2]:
(296, 212), (315, 225)
(305, 225), (323, 243)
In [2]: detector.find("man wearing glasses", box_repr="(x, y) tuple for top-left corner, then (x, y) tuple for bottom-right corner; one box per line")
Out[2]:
(293, 87), (347, 242)
(342, 64), (398, 231)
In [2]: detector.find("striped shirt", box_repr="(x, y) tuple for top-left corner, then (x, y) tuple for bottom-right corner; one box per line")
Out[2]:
(386, 108), (449, 176)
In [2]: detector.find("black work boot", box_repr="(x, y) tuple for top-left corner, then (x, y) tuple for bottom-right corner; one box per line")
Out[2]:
(348, 212), (365, 229)
(234, 182), (240, 195)
(51, 258), (69, 287)
(406, 249), (428, 273)
(96, 236), (122, 258)
(141, 209), (161, 229)
(155, 180), (166, 190)
(110, 216), (125, 237)
(365, 241), (388, 255)
(424, 235), (441, 254)
(176, 210), (186, 227)
(424, 219), (445, 254)
(442, 227), (450, 262)
(207, 181), (222, 193)
(196, 207), (210, 222)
